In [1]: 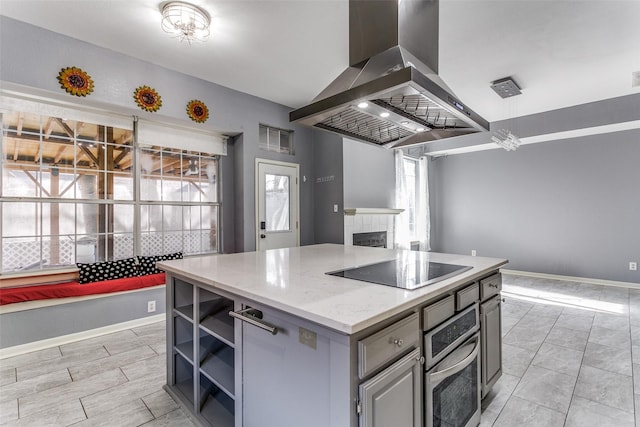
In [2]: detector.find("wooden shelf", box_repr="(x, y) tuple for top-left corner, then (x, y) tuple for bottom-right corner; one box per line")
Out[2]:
(200, 382), (235, 427)
(200, 345), (235, 398)
(175, 341), (195, 363)
(175, 304), (194, 321)
(200, 309), (235, 347)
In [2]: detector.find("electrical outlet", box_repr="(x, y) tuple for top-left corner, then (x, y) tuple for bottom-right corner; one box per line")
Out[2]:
(147, 300), (156, 312)
(631, 262), (638, 271)
(471, 250), (477, 256)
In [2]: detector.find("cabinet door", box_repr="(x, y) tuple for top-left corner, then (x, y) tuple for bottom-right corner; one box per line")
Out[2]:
(359, 348), (422, 427)
(240, 304), (351, 427)
(481, 296), (502, 397)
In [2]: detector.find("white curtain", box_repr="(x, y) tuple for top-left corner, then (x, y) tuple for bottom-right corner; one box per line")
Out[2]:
(394, 150), (431, 251)
(394, 150), (411, 249)
(417, 156), (431, 251)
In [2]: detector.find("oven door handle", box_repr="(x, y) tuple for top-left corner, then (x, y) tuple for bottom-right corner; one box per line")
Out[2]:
(429, 336), (479, 383)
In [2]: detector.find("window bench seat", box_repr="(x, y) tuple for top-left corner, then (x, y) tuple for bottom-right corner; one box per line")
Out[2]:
(0, 273), (165, 305)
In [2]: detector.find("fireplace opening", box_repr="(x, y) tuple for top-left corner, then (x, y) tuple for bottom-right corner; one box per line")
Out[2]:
(353, 231), (387, 248)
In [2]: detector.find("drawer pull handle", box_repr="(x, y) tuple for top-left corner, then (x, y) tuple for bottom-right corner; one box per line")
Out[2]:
(229, 308), (278, 335)
(488, 283), (498, 288)
(393, 339), (404, 347)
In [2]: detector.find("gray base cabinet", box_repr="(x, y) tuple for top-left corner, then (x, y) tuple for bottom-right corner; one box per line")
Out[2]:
(480, 273), (503, 398)
(358, 348), (422, 427)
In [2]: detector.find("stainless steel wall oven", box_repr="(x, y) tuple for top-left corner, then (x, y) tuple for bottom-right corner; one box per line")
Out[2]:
(424, 303), (481, 427)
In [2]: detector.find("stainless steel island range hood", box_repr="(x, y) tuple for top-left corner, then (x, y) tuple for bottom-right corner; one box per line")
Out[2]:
(290, 0), (489, 148)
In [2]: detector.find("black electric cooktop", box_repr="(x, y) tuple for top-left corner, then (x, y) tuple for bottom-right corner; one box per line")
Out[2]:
(327, 253), (472, 290)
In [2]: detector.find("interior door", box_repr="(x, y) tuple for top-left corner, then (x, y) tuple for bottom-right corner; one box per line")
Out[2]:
(256, 159), (299, 251)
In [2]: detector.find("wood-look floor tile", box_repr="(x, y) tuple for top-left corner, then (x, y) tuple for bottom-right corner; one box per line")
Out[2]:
(70, 399), (153, 427)
(16, 345), (110, 381)
(0, 347), (61, 371)
(142, 389), (179, 419)
(139, 408), (196, 426)
(18, 368), (127, 417)
(0, 398), (18, 424)
(0, 368), (71, 402)
(60, 330), (137, 356)
(2, 399), (86, 427)
(120, 354), (165, 381)
(131, 320), (166, 337)
(150, 342), (166, 355)
(0, 367), (16, 387)
(80, 371), (165, 418)
(68, 345), (157, 381)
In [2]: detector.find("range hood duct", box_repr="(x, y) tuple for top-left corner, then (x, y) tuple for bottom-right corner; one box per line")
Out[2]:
(290, 0), (489, 148)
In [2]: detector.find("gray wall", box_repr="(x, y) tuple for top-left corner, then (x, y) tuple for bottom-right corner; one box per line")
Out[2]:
(343, 138), (395, 208)
(430, 129), (640, 283)
(0, 287), (166, 348)
(0, 16), (316, 254)
(312, 130), (344, 244)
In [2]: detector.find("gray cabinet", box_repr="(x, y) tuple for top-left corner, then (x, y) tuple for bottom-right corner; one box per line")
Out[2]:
(240, 301), (352, 427)
(358, 348), (422, 427)
(480, 294), (502, 398)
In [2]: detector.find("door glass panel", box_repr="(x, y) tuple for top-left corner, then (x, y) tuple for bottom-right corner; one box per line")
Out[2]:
(265, 173), (290, 231)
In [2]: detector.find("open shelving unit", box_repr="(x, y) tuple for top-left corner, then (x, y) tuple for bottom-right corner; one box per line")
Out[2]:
(167, 277), (236, 427)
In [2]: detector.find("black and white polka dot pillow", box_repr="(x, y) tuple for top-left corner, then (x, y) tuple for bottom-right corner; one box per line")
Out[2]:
(77, 257), (137, 284)
(138, 252), (183, 276)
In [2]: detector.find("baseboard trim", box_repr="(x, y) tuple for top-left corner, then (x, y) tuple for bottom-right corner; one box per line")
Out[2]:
(0, 313), (165, 359)
(500, 269), (640, 289)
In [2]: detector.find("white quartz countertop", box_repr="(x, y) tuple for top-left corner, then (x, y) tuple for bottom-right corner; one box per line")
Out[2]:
(158, 244), (507, 335)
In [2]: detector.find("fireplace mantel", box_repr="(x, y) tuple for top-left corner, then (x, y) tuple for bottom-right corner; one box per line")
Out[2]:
(344, 208), (404, 216)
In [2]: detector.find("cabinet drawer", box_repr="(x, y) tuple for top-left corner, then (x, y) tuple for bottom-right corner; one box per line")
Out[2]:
(480, 273), (502, 301)
(423, 295), (455, 331)
(358, 313), (419, 379)
(456, 283), (479, 311)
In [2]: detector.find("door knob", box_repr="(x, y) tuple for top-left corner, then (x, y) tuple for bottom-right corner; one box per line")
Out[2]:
(260, 234), (266, 239)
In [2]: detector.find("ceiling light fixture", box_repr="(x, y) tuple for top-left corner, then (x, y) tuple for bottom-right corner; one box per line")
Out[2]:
(491, 129), (521, 151)
(357, 102), (369, 109)
(161, 2), (211, 44)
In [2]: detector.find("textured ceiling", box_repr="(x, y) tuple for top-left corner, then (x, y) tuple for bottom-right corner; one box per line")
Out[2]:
(1, 0), (639, 122)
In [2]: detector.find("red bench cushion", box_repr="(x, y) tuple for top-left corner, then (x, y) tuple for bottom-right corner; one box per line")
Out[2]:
(0, 273), (165, 305)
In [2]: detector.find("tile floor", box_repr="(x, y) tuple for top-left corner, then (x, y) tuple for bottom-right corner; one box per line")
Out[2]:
(0, 273), (639, 426)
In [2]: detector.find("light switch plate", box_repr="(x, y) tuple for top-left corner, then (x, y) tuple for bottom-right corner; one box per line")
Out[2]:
(633, 71), (640, 88)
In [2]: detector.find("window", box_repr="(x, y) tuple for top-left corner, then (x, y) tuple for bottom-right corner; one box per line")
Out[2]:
(139, 146), (219, 256)
(0, 109), (221, 273)
(259, 124), (294, 154)
(403, 157), (418, 239)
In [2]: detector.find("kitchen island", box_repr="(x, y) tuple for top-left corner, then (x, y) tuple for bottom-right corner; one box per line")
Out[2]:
(160, 244), (507, 427)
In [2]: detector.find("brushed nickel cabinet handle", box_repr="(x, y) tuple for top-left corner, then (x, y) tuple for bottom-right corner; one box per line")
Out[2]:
(229, 308), (278, 335)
